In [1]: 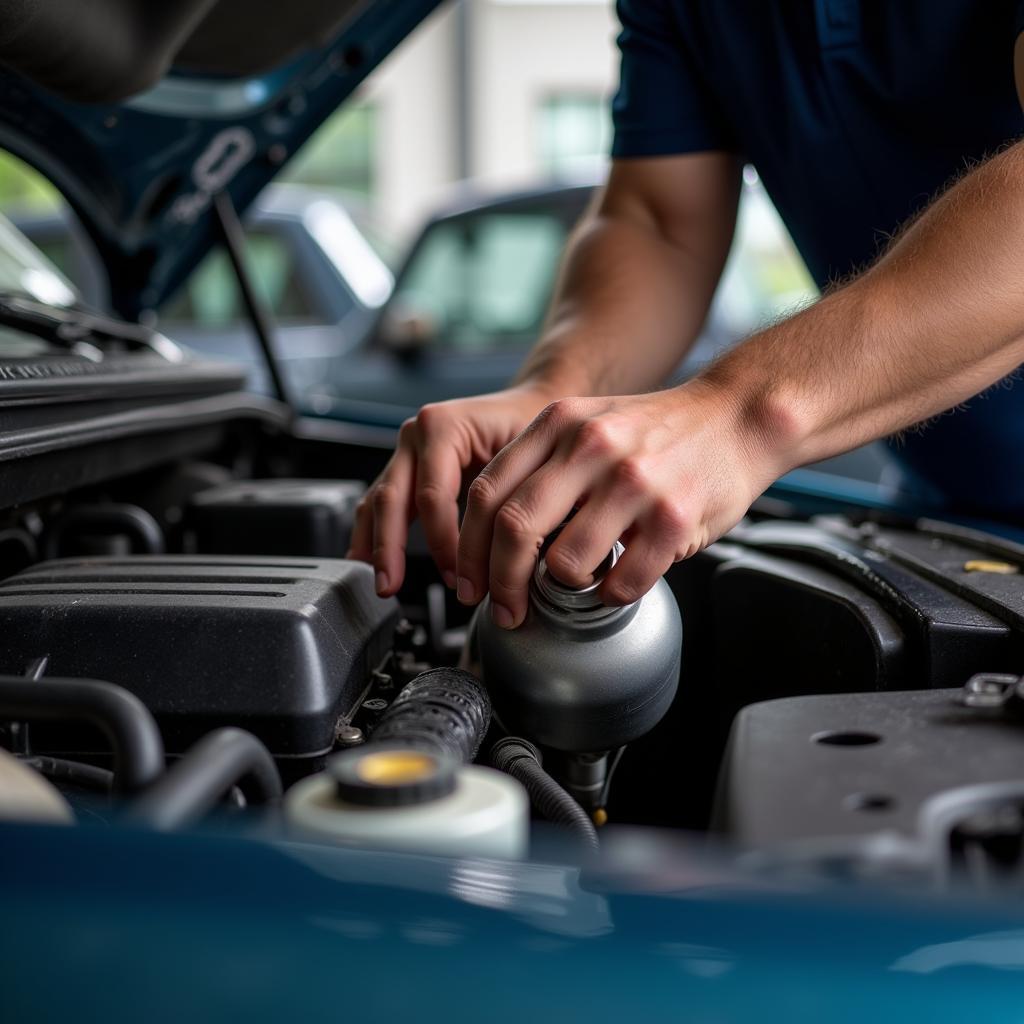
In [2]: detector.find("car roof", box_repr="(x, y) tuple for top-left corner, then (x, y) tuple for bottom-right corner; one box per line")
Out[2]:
(424, 175), (602, 223)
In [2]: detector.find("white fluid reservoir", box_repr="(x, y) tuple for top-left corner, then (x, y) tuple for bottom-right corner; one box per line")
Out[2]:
(285, 748), (529, 860)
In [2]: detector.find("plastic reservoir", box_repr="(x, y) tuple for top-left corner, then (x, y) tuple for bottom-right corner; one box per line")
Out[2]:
(285, 748), (529, 860)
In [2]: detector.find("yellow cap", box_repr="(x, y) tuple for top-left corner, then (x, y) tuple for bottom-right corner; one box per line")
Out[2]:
(963, 559), (1019, 575)
(356, 750), (439, 785)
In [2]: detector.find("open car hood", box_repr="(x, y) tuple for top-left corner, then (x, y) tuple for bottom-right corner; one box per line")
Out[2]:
(0, 0), (443, 320)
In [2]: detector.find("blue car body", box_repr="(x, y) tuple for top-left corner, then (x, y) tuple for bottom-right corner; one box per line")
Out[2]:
(5, 818), (1024, 1024)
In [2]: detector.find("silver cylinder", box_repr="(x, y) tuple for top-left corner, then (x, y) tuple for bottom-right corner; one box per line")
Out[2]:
(474, 539), (682, 753)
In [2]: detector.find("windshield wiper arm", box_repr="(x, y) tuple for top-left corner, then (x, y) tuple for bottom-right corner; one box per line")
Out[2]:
(0, 292), (183, 362)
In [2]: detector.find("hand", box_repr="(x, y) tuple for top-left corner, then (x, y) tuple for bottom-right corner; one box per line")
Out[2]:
(347, 384), (557, 597)
(456, 382), (786, 629)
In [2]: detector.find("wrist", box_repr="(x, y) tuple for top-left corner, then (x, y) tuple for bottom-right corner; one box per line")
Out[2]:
(504, 378), (567, 418)
(514, 320), (608, 399)
(511, 366), (589, 407)
(678, 367), (815, 483)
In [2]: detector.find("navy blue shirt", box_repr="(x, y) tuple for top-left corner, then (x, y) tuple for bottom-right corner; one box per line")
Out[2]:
(612, 1), (1024, 516)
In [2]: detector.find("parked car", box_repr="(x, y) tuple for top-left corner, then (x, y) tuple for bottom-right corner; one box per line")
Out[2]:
(309, 176), (891, 491)
(0, 3), (1021, 1023)
(13, 183), (394, 398)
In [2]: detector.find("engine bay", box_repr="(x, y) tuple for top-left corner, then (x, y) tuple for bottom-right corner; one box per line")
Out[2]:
(3, 428), (1024, 890)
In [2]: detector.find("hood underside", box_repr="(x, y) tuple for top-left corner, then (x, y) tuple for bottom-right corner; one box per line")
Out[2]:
(0, 0), (443, 319)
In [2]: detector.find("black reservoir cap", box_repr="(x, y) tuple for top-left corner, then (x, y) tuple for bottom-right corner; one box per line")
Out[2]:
(328, 748), (457, 808)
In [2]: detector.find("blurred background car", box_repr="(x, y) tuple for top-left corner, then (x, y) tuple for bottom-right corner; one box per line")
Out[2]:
(13, 184), (395, 399)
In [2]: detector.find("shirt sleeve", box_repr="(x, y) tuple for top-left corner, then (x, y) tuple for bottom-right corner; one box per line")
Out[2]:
(1015, 1), (1024, 112)
(611, 0), (737, 158)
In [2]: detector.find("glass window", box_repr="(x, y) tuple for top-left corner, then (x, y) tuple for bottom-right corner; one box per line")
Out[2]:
(160, 230), (320, 327)
(536, 94), (610, 177)
(387, 208), (570, 352)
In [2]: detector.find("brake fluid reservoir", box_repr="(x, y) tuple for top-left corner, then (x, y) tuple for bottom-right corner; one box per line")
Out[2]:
(475, 539), (682, 752)
(285, 748), (529, 860)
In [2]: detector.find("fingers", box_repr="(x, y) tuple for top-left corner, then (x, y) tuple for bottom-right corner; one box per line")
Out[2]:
(484, 461), (598, 627)
(413, 410), (464, 589)
(543, 458), (651, 588)
(347, 429), (416, 597)
(599, 499), (693, 606)
(372, 442), (416, 597)
(461, 404), (645, 628)
(456, 403), (570, 615)
(346, 489), (374, 563)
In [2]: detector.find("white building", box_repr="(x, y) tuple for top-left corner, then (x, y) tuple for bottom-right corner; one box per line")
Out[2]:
(283, 0), (815, 320)
(287, 0), (618, 242)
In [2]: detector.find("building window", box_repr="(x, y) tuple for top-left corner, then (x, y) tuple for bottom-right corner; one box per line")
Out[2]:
(282, 99), (378, 200)
(536, 93), (610, 176)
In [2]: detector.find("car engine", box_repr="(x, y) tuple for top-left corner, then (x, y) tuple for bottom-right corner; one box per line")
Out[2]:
(2, 446), (1024, 890)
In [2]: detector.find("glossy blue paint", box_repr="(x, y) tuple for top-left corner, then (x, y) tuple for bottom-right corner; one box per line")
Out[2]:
(0, 1), (443, 320)
(769, 471), (1024, 545)
(3, 819), (1024, 1022)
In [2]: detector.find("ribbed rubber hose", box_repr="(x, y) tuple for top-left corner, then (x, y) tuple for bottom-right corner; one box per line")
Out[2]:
(370, 667), (491, 762)
(490, 737), (598, 852)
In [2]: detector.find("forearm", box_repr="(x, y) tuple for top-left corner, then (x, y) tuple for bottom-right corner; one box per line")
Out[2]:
(516, 155), (741, 400)
(704, 142), (1024, 472)
(516, 215), (725, 397)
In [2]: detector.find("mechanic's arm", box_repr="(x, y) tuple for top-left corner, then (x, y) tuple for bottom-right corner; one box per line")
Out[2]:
(457, 139), (1024, 628)
(515, 154), (741, 399)
(348, 153), (741, 597)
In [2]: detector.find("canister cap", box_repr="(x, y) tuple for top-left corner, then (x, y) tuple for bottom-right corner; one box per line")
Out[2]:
(328, 747), (457, 807)
(532, 534), (626, 617)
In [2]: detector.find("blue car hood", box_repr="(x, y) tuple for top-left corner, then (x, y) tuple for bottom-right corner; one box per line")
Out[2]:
(0, 0), (443, 319)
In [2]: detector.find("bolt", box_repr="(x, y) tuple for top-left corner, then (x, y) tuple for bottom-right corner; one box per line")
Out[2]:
(335, 723), (364, 748)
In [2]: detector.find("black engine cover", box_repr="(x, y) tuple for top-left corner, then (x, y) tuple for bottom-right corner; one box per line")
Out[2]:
(0, 556), (398, 761)
(715, 688), (1024, 847)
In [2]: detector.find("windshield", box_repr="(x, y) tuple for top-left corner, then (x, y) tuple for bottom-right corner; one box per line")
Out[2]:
(386, 203), (580, 352)
(0, 212), (76, 309)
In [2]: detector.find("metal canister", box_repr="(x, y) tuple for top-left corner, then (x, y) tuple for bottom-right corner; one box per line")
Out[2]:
(474, 538), (682, 753)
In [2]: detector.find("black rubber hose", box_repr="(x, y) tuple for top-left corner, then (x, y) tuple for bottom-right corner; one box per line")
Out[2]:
(0, 675), (164, 793)
(125, 727), (281, 831)
(45, 503), (165, 558)
(490, 737), (599, 852)
(370, 667), (491, 763)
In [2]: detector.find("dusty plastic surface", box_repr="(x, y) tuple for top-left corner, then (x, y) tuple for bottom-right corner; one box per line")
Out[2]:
(0, 555), (397, 759)
(186, 479), (365, 558)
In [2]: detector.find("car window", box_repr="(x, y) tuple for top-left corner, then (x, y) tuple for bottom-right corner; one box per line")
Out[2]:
(160, 229), (321, 328)
(392, 209), (569, 352)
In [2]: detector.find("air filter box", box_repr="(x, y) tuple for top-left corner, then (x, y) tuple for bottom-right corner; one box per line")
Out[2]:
(185, 479), (365, 557)
(0, 556), (397, 764)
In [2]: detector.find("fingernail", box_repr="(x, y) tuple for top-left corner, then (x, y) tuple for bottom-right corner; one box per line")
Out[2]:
(443, 570), (458, 590)
(375, 570), (389, 595)
(457, 577), (475, 604)
(491, 603), (515, 629)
